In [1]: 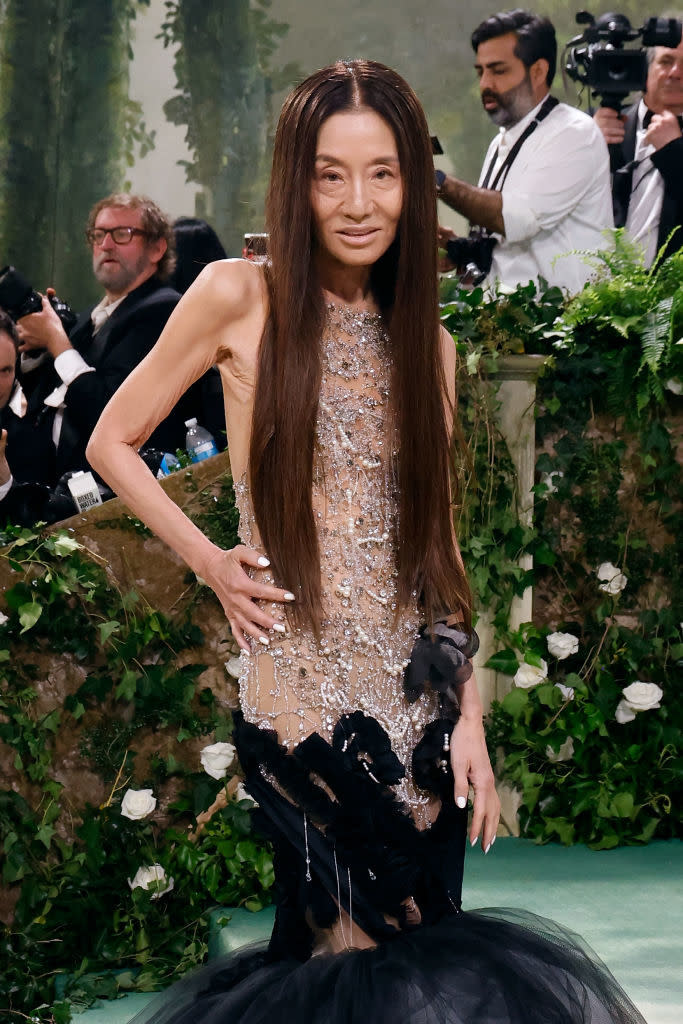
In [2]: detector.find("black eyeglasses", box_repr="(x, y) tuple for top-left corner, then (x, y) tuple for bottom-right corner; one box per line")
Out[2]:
(86, 227), (149, 246)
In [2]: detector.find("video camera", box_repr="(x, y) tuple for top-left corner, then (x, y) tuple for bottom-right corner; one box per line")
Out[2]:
(564, 10), (682, 111)
(0, 265), (77, 332)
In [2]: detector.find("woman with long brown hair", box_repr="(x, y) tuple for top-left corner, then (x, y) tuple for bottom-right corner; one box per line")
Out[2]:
(89, 60), (644, 1024)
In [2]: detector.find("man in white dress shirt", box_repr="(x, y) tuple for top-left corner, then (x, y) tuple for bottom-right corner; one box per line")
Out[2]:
(436, 10), (613, 293)
(594, 40), (683, 266)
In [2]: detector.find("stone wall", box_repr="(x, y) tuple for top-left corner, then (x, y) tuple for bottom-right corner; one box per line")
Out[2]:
(0, 453), (238, 840)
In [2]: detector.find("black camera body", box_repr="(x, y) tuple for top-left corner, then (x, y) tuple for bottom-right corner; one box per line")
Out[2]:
(564, 11), (682, 110)
(0, 265), (77, 333)
(445, 230), (498, 284)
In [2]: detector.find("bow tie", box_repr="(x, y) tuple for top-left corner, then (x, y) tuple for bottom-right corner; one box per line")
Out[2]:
(642, 108), (683, 130)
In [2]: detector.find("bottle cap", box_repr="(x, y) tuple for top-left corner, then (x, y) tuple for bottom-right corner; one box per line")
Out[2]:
(184, 418), (197, 428)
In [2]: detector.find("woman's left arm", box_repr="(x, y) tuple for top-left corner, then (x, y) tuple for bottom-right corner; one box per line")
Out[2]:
(439, 326), (501, 852)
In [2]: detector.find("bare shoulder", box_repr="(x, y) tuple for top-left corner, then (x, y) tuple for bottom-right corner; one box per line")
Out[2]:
(182, 258), (267, 327)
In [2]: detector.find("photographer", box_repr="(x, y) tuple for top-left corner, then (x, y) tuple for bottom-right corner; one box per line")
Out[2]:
(437, 9), (613, 292)
(14, 193), (186, 479)
(594, 39), (683, 265)
(0, 310), (56, 526)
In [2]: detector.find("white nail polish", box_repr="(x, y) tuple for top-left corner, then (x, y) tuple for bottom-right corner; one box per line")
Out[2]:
(258, 635), (270, 646)
(485, 843), (491, 854)
(456, 796), (467, 809)
(284, 591), (295, 601)
(257, 556), (270, 567)
(273, 623), (286, 633)
(470, 838), (477, 848)
(490, 835), (497, 848)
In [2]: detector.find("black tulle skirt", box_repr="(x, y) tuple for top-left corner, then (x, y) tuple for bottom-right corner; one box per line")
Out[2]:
(129, 711), (646, 1024)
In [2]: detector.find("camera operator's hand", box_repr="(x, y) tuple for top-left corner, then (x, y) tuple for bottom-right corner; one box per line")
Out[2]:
(644, 111), (682, 151)
(437, 225), (458, 273)
(593, 107), (626, 145)
(0, 430), (11, 487)
(15, 290), (73, 360)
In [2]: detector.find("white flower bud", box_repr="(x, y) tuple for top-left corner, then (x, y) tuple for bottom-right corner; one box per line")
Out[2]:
(615, 699), (637, 724)
(597, 562), (627, 596)
(224, 656), (243, 679)
(547, 631), (579, 660)
(128, 864), (174, 899)
(513, 660), (548, 689)
(545, 736), (575, 762)
(200, 741), (236, 780)
(621, 681), (663, 713)
(235, 782), (257, 806)
(120, 788), (157, 821)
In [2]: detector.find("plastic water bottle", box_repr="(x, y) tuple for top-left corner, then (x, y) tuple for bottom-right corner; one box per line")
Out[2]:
(184, 418), (218, 463)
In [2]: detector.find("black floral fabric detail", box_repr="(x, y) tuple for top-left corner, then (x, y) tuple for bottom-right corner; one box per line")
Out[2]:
(403, 623), (479, 710)
(412, 718), (458, 801)
(332, 710), (405, 785)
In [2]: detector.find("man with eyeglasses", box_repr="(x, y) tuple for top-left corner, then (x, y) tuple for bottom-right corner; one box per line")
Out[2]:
(16, 193), (185, 478)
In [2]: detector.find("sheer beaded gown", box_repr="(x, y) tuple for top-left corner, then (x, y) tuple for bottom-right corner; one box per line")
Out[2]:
(132, 305), (646, 1024)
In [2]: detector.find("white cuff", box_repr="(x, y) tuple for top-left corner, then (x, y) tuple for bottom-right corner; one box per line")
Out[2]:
(54, 348), (95, 386)
(0, 475), (14, 501)
(501, 192), (540, 243)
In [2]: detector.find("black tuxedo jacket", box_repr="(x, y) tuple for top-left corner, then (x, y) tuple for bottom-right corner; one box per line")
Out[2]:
(612, 102), (683, 261)
(23, 275), (183, 476)
(0, 399), (56, 487)
(0, 396), (56, 527)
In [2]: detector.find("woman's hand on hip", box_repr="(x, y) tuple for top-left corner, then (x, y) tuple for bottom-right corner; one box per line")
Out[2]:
(201, 544), (294, 652)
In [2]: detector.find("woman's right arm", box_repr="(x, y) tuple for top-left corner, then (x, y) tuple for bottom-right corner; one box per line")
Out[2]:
(87, 261), (292, 650)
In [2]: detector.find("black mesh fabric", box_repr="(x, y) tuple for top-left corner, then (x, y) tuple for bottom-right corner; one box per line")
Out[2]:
(129, 712), (646, 1024)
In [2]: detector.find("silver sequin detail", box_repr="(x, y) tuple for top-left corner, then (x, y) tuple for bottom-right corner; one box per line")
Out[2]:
(235, 303), (438, 827)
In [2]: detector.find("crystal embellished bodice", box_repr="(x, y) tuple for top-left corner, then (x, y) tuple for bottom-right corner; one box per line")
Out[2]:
(234, 304), (439, 822)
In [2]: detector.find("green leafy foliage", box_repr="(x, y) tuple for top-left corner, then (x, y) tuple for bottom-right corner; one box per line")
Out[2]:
(0, 480), (273, 1020)
(158, 0), (300, 255)
(442, 238), (681, 848)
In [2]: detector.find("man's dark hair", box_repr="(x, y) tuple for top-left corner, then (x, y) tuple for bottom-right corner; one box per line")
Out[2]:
(0, 308), (19, 346)
(471, 9), (557, 86)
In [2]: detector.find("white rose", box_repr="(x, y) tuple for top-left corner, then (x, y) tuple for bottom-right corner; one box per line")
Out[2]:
(555, 683), (575, 701)
(235, 782), (257, 806)
(547, 631), (579, 660)
(615, 699), (636, 724)
(121, 788), (156, 821)
(621, 681), (663, 713)
(200, 741), (236, 780)
(225, 656), (243, 679)
(545, 736), (574, 762)
(0, 611), (8, 626)
(597, 562), (627, 595)
(128, 864), (174, 899)
(540, 470), (563, 494)
(513, 659), (548, 689)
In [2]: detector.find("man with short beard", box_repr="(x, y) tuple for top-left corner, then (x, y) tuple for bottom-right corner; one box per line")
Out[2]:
(15, 194), (186, 477)
(437, 10), (613, 293)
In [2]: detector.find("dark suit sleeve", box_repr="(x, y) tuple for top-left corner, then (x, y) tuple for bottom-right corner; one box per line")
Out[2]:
(63, 294), (178, 439)
(651, 137), (683, 203)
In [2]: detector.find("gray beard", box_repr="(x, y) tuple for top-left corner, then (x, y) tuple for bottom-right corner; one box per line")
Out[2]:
(484, 74), (537, 129)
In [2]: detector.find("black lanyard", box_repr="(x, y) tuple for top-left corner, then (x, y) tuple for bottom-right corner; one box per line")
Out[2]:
(481, 95), (560, 191)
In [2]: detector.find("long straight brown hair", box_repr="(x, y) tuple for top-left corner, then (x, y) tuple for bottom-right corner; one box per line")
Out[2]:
(250, 59), (471, 635)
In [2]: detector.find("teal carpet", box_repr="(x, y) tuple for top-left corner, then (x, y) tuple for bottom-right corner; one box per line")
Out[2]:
(463, 838), (682, 1024)
(72, 838), (681, 1023)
